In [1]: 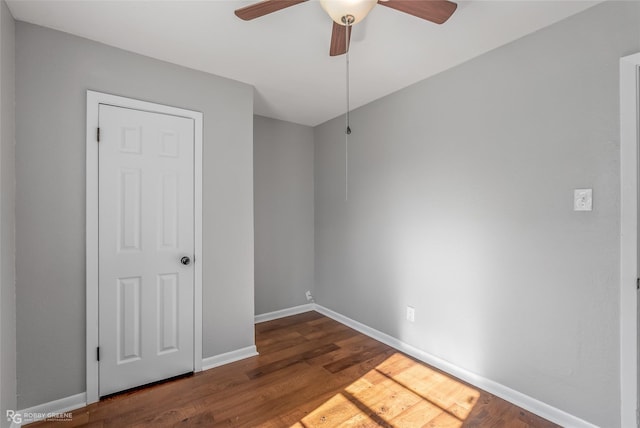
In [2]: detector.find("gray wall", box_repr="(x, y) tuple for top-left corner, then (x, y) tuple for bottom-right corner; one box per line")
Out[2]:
(15, 22), (254, 409)
(314, 2), (640, 427)
(254, 115), (314, 315)
(0, 1), (15, 426)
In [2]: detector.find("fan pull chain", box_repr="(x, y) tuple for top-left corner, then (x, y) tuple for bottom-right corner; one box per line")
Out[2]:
(345, 17), (352, 201)
(345, 20), (351, 137)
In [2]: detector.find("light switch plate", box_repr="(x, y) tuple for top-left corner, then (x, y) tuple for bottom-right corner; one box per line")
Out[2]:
(574, 189), (593, 211)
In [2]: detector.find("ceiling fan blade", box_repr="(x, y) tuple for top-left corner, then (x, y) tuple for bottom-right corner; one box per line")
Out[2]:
(235, 0), (307, 21)
(377, 0), (457, 24)
(329, 22), (352, 57)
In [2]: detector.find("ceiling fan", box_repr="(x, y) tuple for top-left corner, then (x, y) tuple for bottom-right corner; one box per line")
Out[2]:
(234, 0), (457, 56)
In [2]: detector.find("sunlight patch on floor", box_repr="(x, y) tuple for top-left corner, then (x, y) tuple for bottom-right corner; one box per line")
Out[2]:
(292, 352), (480, 427)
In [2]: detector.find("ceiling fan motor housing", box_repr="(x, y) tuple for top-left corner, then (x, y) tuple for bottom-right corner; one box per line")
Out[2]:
(319, 0), (377, 25)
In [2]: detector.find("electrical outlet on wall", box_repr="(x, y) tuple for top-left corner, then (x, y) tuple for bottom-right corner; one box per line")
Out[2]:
(406, 306), (415, 323)
(305, 290), (313, 302)
(574, 188), (593, 211)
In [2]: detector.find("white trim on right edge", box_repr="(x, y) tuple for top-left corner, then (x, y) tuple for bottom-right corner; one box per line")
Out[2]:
(620, 52), (640, 428)
(313, 304), (598, 428)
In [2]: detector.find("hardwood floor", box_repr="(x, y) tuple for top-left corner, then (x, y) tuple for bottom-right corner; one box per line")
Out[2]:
(29, 311), (559, 427)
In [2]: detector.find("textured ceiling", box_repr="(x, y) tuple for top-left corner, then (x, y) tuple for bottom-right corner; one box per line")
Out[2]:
(7, 0), (602, 126)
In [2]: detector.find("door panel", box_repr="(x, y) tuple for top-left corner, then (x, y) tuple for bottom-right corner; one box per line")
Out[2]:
(158, 172), (178, 249)
(98, 104), (194, 397)
(118, 276), (141, 363)
(118, 168), (141, 251)
(157, 273), (179, 354)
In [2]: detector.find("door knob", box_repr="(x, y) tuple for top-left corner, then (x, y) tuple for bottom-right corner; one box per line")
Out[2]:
(180, 256), (191, 266)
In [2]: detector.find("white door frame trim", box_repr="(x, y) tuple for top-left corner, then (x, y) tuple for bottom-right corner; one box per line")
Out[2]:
(85, 90), (203, 404)
(620, 53), (640, 428)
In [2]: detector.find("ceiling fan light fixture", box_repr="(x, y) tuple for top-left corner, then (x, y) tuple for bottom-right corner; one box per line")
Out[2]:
(319, 0), (377, 25)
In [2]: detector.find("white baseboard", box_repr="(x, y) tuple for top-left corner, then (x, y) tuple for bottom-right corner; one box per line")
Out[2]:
(201, 345), (258, 371)
(255, 303), (314, 324)
(11, 392), (86, 426)
(313, 304), (598, 428)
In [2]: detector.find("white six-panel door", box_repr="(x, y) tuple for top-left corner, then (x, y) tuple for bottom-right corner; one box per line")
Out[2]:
(98, 104), (195, 396)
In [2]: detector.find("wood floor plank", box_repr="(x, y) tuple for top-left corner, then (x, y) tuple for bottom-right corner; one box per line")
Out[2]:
(343, 376), (423, 422)
(27, 311), (560, 428)
(306, 333), (376, 367)
(322, 343), (390, 373)
(392, 399), (446, 427)
(245, 343), (340, 379)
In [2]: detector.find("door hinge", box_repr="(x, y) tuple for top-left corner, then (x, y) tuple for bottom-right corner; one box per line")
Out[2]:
(637, 278), (639, 290)
(97, 127), (100, 143)
(97, 346), (100, 361)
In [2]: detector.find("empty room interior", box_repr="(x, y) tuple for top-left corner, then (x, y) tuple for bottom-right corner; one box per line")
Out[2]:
(1, 0), (640, 427)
